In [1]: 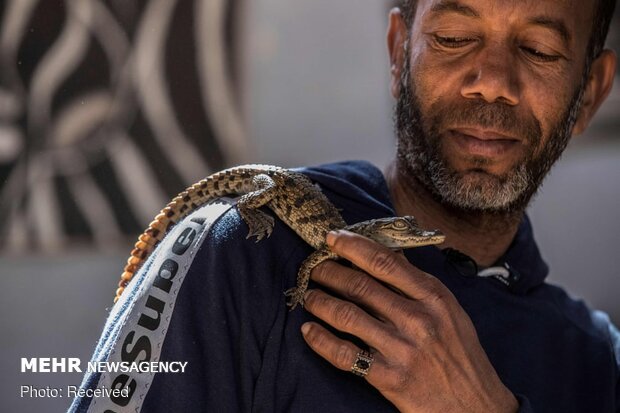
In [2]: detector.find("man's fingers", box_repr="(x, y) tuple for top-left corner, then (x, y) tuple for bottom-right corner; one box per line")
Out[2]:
(303, 289), (392, 350)
(300, 321), (388, 382)
(326, 230), (441, 301)
(311, 260), (417, 322)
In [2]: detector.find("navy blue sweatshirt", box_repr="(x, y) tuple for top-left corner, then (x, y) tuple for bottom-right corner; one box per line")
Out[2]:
(70, 161), (620, 412)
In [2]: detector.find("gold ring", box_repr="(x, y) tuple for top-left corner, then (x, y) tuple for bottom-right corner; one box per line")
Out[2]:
(351, 349), (374, 377)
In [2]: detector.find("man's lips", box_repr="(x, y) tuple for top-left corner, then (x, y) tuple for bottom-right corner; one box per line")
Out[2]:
(453, 127), (520, 142)
(449, 128), (521, 157)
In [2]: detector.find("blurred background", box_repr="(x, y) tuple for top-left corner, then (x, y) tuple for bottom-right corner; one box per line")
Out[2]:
(0, 0), (618, 411)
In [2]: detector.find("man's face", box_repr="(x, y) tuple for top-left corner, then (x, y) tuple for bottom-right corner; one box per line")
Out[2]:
(394, 0), (595, 213)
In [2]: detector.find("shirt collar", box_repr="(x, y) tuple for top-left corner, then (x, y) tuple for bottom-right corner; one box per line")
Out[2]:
(494, 214), (549, 294)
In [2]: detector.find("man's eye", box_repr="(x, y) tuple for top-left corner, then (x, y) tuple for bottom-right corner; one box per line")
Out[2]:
(434, 36), (476, 48)
(521, 46), (561, 62)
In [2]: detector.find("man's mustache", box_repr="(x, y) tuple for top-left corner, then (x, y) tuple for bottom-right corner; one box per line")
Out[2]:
(428, 99), (542, 144)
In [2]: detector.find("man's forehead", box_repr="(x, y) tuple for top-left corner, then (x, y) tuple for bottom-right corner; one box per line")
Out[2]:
(414, 0), (596, 45)
(415, 0), (594, 30)
(418, 0), (587, 12)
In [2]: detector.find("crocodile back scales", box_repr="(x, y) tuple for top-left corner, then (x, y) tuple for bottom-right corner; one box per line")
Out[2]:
(115, 164), (346, 301)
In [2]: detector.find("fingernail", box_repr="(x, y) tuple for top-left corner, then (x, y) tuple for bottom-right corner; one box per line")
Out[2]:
(304, 289), (314, 302)
(326, 230), (339, 246)
(301, 323), (311, 335)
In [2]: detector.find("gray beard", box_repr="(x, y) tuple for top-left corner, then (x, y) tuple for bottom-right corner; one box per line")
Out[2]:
(394, 54), (585, 214)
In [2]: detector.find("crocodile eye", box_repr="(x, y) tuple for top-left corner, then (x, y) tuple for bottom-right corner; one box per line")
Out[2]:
(392, 220), (406, 229)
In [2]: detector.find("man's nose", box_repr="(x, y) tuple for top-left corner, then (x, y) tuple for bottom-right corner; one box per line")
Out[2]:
(460, 44), (520, 105)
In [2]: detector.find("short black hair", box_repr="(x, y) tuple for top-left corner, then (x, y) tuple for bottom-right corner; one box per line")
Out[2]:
(398, 0), (617, 71)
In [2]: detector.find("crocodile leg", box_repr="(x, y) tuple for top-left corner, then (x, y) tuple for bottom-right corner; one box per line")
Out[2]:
(237, 174), (277, 241)
(284, 221), (382, 309)
(285, 247), (338, 309)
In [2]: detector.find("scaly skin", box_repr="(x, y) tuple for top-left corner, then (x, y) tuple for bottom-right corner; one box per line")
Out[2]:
(114, 165), (445, 308)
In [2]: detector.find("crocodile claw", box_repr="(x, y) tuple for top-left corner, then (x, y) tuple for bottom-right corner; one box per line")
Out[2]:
(284, 287), (305, 310)
(244, 210), (275, 242)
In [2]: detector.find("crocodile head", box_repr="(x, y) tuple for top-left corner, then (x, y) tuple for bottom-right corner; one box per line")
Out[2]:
(361, 216), (445, 249)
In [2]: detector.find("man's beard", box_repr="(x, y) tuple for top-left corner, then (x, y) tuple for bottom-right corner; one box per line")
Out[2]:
(395, 53), (585, 214)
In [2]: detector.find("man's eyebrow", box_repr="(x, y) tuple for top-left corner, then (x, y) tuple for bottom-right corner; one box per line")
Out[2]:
(528, 16), (572, 45)
(430, 1), (480, 18)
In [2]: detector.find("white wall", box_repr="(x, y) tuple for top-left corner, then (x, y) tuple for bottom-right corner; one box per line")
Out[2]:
(244, 0), (395, 168)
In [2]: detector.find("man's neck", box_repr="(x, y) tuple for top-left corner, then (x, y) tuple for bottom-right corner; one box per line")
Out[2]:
(384, 161), (523, 267)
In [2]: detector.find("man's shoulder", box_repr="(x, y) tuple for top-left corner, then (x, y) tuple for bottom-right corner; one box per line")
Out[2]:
(119, 159), (395, 315)
(193, 200), (309, 270)
(297, 160), (395, 221)
(297, 159), (384, 187)
(538, 282), (620, 356)
(190, 160), (394, 249)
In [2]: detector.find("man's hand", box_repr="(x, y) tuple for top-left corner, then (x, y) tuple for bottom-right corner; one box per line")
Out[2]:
(300, 230), (519, 413)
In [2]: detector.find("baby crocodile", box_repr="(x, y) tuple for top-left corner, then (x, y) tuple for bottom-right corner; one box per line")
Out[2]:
(114, 164), (445, 308)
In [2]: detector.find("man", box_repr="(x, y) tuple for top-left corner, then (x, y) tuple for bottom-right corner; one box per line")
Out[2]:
(71, 0), (618, 412)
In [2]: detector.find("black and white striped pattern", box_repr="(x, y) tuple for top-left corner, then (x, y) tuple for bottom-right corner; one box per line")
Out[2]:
(0, 0), (247, 251)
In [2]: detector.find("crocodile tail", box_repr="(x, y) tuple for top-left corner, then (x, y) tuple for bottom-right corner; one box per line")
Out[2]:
(114, 165), (287, 302)
(114, 167), (259, 302)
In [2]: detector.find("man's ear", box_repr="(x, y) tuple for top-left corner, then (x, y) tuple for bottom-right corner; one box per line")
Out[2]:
(572, 49), (617, 136)
(387, 8), (409, 99)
